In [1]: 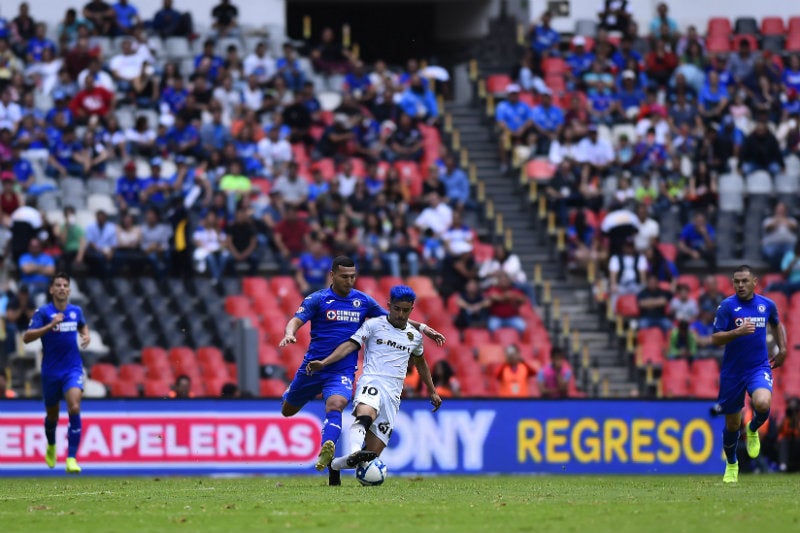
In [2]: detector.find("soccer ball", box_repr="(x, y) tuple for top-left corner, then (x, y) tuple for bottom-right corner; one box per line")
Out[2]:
(355, 458), (388, 486)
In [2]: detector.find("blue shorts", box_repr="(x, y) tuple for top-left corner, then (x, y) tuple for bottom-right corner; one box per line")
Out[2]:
(42, 371), (84, 407)
(283, 367), (355, 409)
(717, 366), (773, 415)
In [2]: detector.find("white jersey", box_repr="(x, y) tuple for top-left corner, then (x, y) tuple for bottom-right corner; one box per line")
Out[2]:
(350, 316), (424, 399)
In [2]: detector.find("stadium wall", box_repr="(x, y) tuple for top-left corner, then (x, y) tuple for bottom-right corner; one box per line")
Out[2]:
(0, 399), (722, 476)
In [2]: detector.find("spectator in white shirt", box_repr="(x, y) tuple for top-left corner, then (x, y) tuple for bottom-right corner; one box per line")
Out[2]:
(241, 73), (265, 112)
(243, 41), (276, 85)
(633, 203), (660, 253)
(109, 39), (147, 90)
(0, 90), (22, 131)
(257, 125), (292, 178)
(78, 58), (116, 93)
(211, 75), (242, 123)
(335, 160), (358, 198)
(415, 192), (453, 236)
(575, 124), (615, 177)
(193, 211), (229, 282)
(669, 283), (699, 323)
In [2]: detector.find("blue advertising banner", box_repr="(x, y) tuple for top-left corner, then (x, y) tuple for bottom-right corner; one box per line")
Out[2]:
(0, 399), (722, 476)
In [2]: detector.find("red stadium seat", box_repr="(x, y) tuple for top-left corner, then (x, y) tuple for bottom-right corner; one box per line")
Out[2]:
(169, 347), (200, 380)
(544, 74), (566, 95)
(145, 360), (174, 382)
(677, 274), (701, 295)
(764, 291), (788, 319)
(190, 379), (206, 397)
(485, 74), (513, 95)
(111, 380), (140, 398)
(313, 158), (337, 181)
(707, 17), (732, 37)
(242, 277), (270, 301)
(142, 347), (168, 368)
(415, 295), (446, 320)
(197, 346), (225, 367)
(477, 343), (506, 366)
(615, 294), (639, 319)
(143, 379), (172, 398)
(261, 378), (288, 398)
(378, 276), (405, 296)
(705, 36), (731, 54)
(761, 16), (785, 35)
(269, 276), (303, 303)
(90, 363), (118, 384)
(692, 358), (719, 378)
(406, 276), (438, 299)
(657, 242), (677, 263)
(460, 374), (489, 396)
(375, 161), (392, 180)
(690, 374), (719, 399)
(541, 57), (569, 76)
(525, 158), (556, 181)
(492, 327), (521, 346)
(281, 343), (307, 372)
(786, 33), (800, 53)
(473, 242), (495, 264)
(203, 377), (228, 397)
(788, 17), (800, 35)
(424, 343), (449, 366)
(661, 359), (690, 397)
(291, 143), (310, 165)
(258, 343), (283, 365)
(119, 363), (146, 385)
(199, 359), (229, 381)
(394, 161), (423, 197)
(225, 295), (253, 317)
(636, 327), (666, 366)
(463, 328), (492, 347)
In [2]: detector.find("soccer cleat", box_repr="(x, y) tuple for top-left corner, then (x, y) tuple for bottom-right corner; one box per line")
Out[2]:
(345, 450), (378, 468)
(722, 462), (739, 483)
(746, 426), (761, 458)
(45, 445), (56, 469)
(328, 467), (341, 486)
(315, 440), (335, 471)
(65, 457), (81, 474)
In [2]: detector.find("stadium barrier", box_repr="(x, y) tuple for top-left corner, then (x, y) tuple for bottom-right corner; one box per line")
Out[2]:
(0, 399), (721, 476)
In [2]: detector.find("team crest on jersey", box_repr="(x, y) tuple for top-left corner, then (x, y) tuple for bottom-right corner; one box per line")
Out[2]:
(69, 312), (76, 319)
(353, 299), (361, 308)
(735, 318), (744, 327)
(758, 304), (766, 313)
(326, 310), (337, 320)
(407, 332), (414, 341)
(297, 306), (305, 313)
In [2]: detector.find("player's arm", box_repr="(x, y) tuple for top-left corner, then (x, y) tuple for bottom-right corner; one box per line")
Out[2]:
(407, 319), (446, 346)
(306, 339), (361, 374)
(769, 322), (788, 369)
(278, 317), (306, 347)
(413, 355), (442, 412)
(78, 323), (90, 350)
(711, 319), (755, 346)
(22, 312), (64, 343)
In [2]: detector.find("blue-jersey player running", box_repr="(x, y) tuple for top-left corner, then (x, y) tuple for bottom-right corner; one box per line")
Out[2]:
(278, 256), (445, 485)
(711, 265), (787, 483)
(23, 273), (91, 474)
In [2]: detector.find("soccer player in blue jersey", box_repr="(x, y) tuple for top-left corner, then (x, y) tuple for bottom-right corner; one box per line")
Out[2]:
(23, 273), (90, 473)
(712, 265), (787, 483)
(279, 256), (445, 485)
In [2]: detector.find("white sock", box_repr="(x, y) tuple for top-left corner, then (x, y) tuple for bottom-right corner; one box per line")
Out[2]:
(330, 456), (349, 471)
(349, 422), (367, 455)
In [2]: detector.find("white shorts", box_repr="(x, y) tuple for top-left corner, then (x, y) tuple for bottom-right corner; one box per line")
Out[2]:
(352, 376), (399, 446)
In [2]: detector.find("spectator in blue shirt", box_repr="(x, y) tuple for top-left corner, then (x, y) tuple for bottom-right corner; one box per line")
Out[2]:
(698, 70), (729, 124)
(677, 212), (716, 270)
(113, 0), (139, 34)
(152, 0), (191, 38)
(566, 36), (595, 85)
(295, 237), (333, 295)
(611, 37), (643, 72)
(439, 154), (474, 211)
(11, 143), (35, 192)
(160, 75), (189, 115)
(194, 39), (225, 82)
(344, 60), (375, 104)
(648, 2), (679, 40)
(276, 42), (306, 92)
(616, 69), (646, 118)
(115, 160), (144, 211)
(46, 126), (86, 179)
(399, 74), (439, 123)
(167, 113), (202, 158)
(26, 23), (57, 64)
(495, 83), (534, 170)
(528, 12), (560, 58)
(19, 238), (56, 299)
(200, 106), (232, 151)
(531, 88), (565, 154)
(141, 158), (173, 209)
(82, 210), (118, 278)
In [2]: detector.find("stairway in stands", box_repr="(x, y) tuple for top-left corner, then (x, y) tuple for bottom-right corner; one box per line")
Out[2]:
(446, 95), (636, 398)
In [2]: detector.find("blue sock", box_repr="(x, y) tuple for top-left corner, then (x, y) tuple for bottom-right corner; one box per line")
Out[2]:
(722, 429), (739, 464)
(44, 417), (57, 446)
(67, 414), (82, 458)
(321, 410), (343, 446)
(748, 409), (770, 432)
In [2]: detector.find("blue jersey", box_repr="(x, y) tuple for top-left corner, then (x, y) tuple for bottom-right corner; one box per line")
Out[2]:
(713, 294), (779, 377)
(29, 303), (85, 378)
(294, 288), (385, 372)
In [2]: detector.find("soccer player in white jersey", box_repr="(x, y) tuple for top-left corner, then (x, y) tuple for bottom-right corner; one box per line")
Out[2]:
(307, 285), (442, 471)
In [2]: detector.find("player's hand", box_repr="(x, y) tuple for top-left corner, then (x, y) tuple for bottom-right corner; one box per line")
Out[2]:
(429, 392), (442, 412)
(736, 318), (756, 336)
(770, 347), (787, 369)
(50, 313), (64, 328)
(306, 360), (324, 375)
(279, 334), (296, 347)
(79, 332), (90, 349)
(423, 326), (446, 347)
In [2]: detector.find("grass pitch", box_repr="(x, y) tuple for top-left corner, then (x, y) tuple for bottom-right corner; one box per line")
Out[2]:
(2, 474), (798, 533)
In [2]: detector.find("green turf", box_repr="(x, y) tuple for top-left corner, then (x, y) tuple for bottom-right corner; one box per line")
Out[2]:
(2, 474), (798, 533)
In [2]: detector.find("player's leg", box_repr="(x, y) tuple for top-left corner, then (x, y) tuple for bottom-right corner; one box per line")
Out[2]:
(64, 386), (83, 473)
(316, 393), (348, 471)
(718, 378), (746, 483)
(745, 370), (774, 459)
(44, 402), (59, 469)
(330, 403), (378, 471)
(280, 369), (319, 417)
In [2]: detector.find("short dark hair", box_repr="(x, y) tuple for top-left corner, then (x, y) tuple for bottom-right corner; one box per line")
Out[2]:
(551, 347), (566, 359)
(50, 272), (70, 286)
(734, 265), (756, 276)
(331, 256), (355, 272)
(176, 374), (191, 384)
